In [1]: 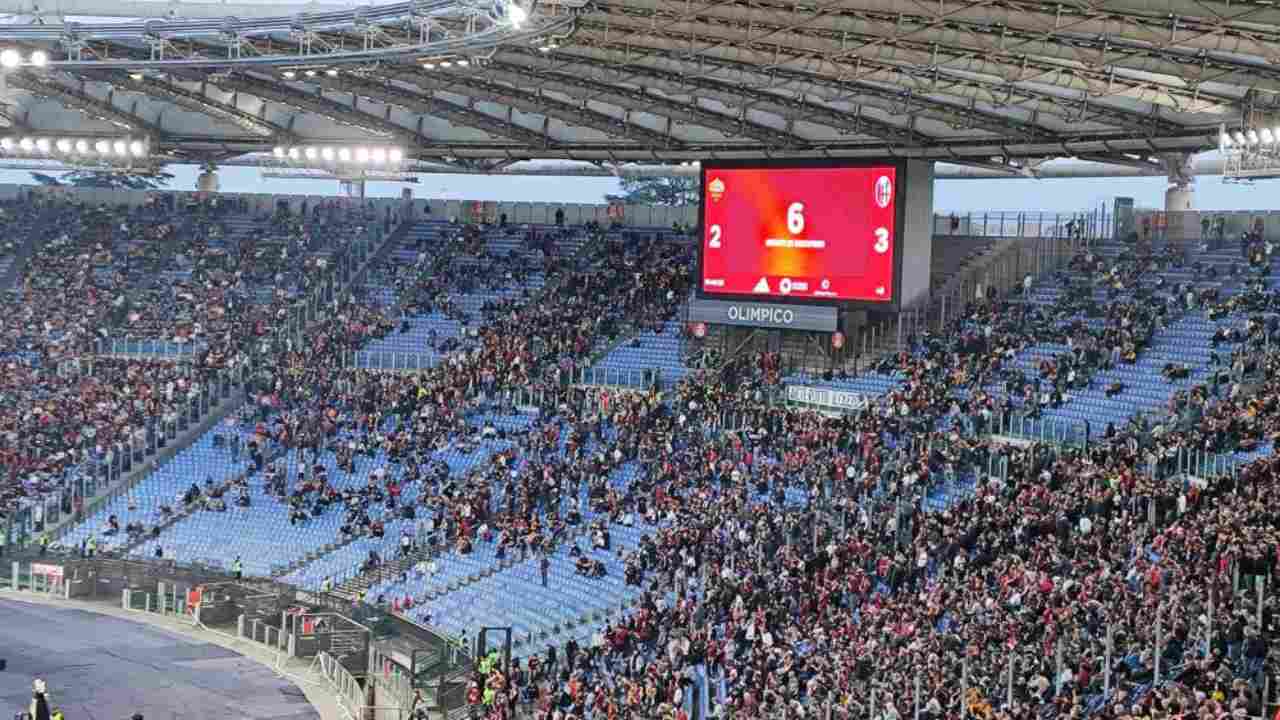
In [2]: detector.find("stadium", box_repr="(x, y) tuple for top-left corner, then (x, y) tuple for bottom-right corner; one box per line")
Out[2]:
(0, 0), (1276, 717)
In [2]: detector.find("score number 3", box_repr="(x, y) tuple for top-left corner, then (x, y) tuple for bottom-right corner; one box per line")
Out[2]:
(874, 227), (890, 254)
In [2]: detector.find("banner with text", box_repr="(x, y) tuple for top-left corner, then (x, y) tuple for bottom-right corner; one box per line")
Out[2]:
(688, 299), (838, 332)
(786, 384), (871, 413)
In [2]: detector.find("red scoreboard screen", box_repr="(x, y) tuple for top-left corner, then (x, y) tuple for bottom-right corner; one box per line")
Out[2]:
(699, 164), (899, 303)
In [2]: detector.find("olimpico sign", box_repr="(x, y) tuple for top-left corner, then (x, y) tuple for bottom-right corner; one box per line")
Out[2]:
(687, 298), (837, 332)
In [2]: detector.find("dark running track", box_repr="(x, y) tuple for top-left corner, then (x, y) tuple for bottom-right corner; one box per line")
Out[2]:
(0, 596), (321, 720)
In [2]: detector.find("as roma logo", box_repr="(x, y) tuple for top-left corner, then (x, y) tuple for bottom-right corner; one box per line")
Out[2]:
(874, 175), (893, 209)
(708, 177), (726, 202)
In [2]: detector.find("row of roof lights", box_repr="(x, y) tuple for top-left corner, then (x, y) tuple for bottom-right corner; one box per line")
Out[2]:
(272, 145), (405, 165)
(0, 49), (49, 68)
(282, 68), (341, 79)
(0, 136), (148, 157)
(1221, 128), (1280, 150)
(421, 58), (471, 70)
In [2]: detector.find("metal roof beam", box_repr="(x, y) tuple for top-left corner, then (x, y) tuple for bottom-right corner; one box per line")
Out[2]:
(625, 0), (1280, 60)
(100, 72), (296, 140)
(386, 66), (680, 147)
(490, 49), (919, 143)
(137, 126), (1212, 158)
(300, 72), (557, 148)
(213, 71), (426, 144)
(570, 27), (1191, 135)
(558, 41), (1049, 137)
(581, 10), (1231, 115)
(591, 1), (1262, 103)
(7, 71), (167, 135)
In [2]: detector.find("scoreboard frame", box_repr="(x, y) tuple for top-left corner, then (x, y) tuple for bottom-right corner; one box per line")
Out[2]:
(695, 157), (910, 311)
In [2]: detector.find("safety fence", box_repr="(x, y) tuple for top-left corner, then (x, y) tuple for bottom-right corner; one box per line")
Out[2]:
(932, 208), (1112, 240)
(1129, 208), (1280, 246)
(0, 363), (250, 548)
(343, 349), (664, 392)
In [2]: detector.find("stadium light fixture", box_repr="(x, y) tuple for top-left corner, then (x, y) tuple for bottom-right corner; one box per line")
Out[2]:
(282, 70), (297, 79)
(0, 135), (147, 158)
(274, 144), (407, 167)
(1248, 129), (1260, 145)
(439, 60), (453, 68)
(422, 62), (436, 69)
(456, 59), (470, 67)
(0, 49), (56, 68)
(326, 69), (339, 77)
(1263, 128), (1275, 144)
(507, 2), (528, 27)
(1233, 131), (1246, 146)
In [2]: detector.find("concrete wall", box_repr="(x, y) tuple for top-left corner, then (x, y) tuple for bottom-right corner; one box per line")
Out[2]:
(0, 183), (700, 228)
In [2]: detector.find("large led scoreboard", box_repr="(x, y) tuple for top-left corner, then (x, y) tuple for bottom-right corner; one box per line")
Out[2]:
(697, 160), (907, 308)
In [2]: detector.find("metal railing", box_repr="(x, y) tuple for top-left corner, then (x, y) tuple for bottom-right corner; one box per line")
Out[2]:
(94, 339), (205, 358)
(932, 209), (1113, 240)
(1, 362), (250, 547)
(346, 349), (661, 391)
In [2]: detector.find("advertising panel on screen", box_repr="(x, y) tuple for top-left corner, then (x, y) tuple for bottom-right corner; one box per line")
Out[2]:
(700, 163), (900, 303)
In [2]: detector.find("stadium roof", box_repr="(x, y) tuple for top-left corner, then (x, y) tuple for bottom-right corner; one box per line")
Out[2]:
(0, 0), (1263, 174)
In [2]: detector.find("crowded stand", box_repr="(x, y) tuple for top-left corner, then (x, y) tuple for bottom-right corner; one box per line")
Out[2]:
(3, 193), (1278, 720)
(0, 194), (384, 542)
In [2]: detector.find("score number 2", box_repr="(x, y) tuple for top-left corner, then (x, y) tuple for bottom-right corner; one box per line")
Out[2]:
(708, 224), (722, 248)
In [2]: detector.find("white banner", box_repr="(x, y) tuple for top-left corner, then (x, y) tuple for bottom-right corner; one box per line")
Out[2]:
(786, 384), (870, 412)
(31, 562), (64, 580)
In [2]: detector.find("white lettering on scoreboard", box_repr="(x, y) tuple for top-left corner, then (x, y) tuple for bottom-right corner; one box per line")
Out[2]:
(726, 305), (795, 325)
(787, 385), (870, 412)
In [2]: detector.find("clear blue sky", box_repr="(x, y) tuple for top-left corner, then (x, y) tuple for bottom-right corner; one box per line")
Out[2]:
(5, 163), (1280, 212)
